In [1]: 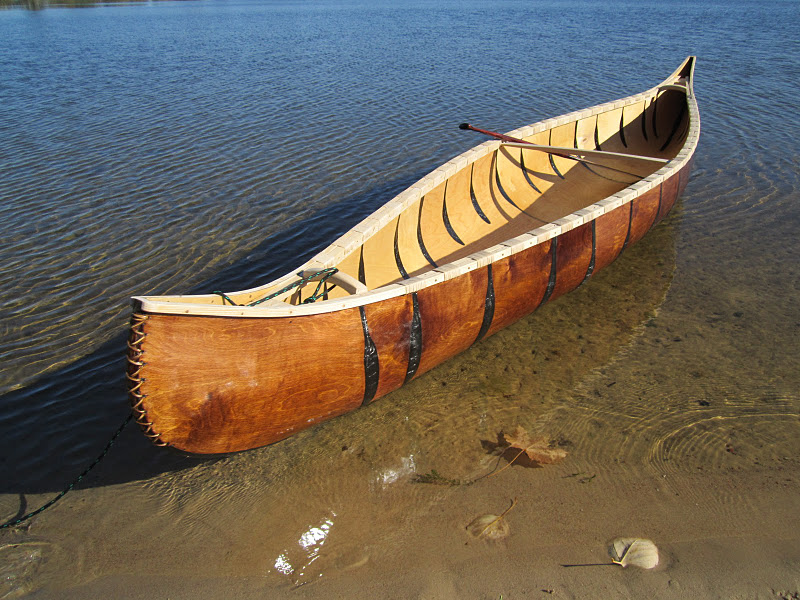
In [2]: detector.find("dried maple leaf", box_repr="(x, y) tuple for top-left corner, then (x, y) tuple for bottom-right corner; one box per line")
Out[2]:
(504, 425), (567, 465)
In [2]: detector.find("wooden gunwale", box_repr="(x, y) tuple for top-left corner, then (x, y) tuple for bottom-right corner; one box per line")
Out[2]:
(133, 59), (699, 319)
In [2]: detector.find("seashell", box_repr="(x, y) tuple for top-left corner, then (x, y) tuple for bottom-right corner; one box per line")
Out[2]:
(609, 538), (659, 569)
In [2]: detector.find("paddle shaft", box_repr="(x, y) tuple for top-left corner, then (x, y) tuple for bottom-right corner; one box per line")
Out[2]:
(459, 122), (652, 179)
(459, 123), (571, 159)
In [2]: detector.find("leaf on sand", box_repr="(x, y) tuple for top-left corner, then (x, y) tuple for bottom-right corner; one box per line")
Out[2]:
(609, 538), (659, 569)
(466, 498), (517, 541)
(504, 426), (567, 465)
(466, 514), (510, 540)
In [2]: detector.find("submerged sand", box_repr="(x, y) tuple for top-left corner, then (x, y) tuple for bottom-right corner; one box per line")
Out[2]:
(3, 209), (799, 599)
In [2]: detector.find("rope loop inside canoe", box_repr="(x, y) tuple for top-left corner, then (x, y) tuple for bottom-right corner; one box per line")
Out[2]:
(0, 413), (133, 530)
(213, 267), (339, 307)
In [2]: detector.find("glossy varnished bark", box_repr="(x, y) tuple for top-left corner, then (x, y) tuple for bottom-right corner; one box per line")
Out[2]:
(415, 268), (488, 378)
(363, 294), (414, 402)
(659, 171), (681, 223)
(486, 240), (553, 337)
(593, 203), (630, 272)
(138, 310), (366, 453)
(133, 172), (687, 454)
(628, 185), (662, 246)
(549, 222), (594, 302)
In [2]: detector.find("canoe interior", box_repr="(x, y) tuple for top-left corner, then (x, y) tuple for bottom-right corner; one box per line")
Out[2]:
(325, 88), (688, 302)
(179, 82), (689, 308)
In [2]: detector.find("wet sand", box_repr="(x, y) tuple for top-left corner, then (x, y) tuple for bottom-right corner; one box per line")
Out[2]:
(19, 459), (800, 599)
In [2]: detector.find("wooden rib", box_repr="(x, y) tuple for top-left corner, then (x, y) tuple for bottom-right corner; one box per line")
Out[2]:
(518, 150), (543, 193)
(496, 146), (542, 213)
(492, 151), (531, 214)
(470, 168), (492, 223)
(652, 90), (661, 138)
(659, 99), (688, 152)
(361, 214), (405, 289)
(419, 181), (463, 266)
(472, 151), (517, 224)
(396, 198), (431, 278)
(575, 114), (598, 151)
(393, 217), (410, 279)
(651, 90), (689, 158)
(641, 97), (651, 141)
(417, 198), (438, 267)
(549, 122), (579, 177)
(596, 106), (625, 153)
(442, 188), (466, 245)
(519, 130), (557, 196)
(620, 100), (650, 156)
(443, 163), (496, 248)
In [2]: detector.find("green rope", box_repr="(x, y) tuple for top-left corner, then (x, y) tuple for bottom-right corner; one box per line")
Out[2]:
(0, 413), (133, 530)
(213, 267), (339, 307)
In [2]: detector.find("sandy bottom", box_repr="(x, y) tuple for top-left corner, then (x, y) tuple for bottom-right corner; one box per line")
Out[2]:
(3, 212), (800, 600)
(14, 464), (800, 600)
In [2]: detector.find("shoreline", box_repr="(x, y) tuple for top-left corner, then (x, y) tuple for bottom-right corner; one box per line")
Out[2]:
(15, 456), (800, 599)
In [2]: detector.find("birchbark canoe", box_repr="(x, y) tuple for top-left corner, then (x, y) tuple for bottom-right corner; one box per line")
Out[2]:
(127, 57), (700, 454)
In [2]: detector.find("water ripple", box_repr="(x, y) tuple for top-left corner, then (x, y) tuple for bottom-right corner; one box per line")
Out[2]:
(0, 0), (799, 496)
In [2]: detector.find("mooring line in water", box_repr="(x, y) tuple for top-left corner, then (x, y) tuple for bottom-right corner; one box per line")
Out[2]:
(0, 413), (133, 530)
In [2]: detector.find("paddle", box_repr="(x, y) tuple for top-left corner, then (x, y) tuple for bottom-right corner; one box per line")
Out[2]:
(459, 122), (572, 159)
(459, 122), (528, 144)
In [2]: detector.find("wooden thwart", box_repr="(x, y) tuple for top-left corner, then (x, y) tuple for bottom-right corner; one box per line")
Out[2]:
(500, 142), (670, 165)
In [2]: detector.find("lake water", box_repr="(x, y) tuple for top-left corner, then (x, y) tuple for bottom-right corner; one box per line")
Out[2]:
(1, 0), (799, 597)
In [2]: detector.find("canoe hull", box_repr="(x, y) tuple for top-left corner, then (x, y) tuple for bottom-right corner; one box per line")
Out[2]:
(127, 163), (692, 454)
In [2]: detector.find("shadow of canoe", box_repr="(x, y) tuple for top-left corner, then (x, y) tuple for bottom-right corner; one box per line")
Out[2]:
(0, 171), (423, 495)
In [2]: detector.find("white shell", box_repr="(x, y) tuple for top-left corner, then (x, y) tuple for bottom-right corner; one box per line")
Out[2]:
(609, 538), (659, 569)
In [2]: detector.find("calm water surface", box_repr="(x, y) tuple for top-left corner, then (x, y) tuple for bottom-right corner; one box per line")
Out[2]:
(1, 0), (799, 596)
